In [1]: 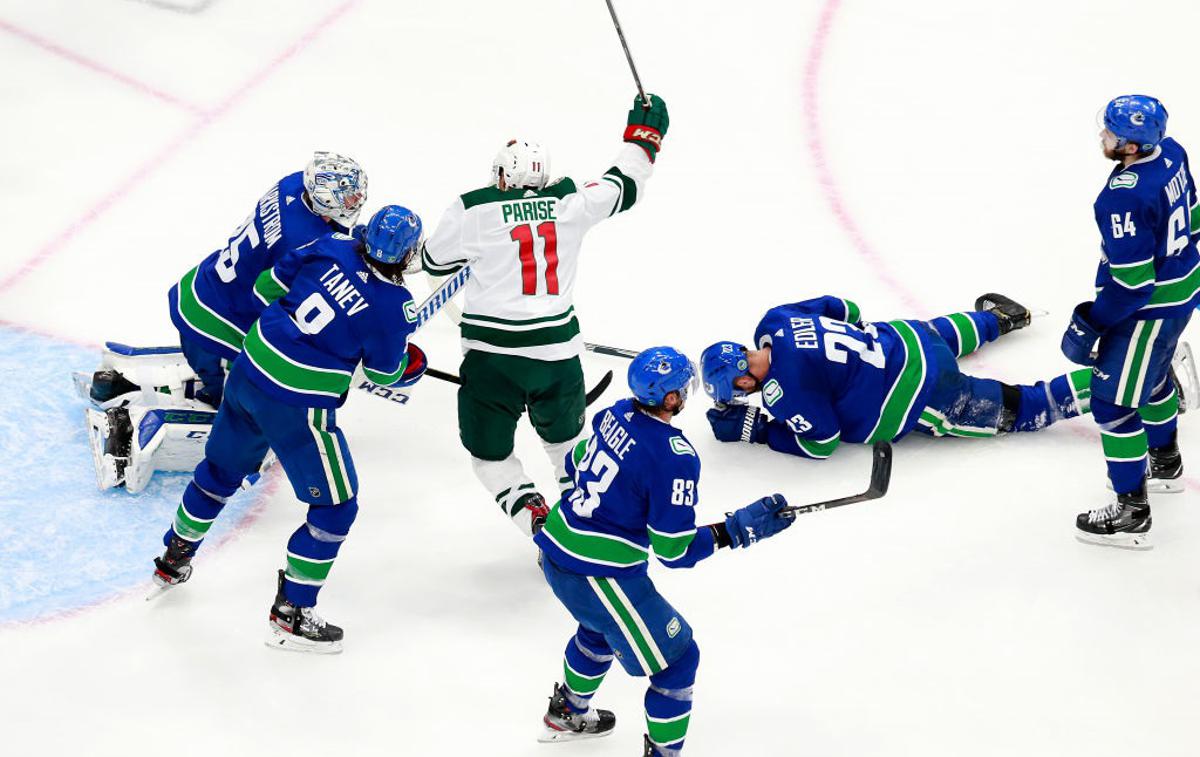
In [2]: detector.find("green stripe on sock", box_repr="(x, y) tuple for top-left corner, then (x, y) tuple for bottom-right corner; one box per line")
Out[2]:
(947, 312), (978, 356)
(1101, 430), (1149, 462)
(285, 553), (335, 584)
(563, 660), (606, 695)
(646, 711), (691, 747)
(594, 577), (663, 674)
(173, 504), (214, 541)
(1139, 390), (1179, 424)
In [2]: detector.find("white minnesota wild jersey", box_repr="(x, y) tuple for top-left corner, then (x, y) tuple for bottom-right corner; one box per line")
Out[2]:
(421, 143), (652, 361)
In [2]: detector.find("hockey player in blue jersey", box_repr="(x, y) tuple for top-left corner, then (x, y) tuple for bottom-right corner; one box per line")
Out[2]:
(533, 347), (795, 756)
(701, 294), (1094, 459)
(168, 151), (367, 407)
(149, 205), (427, 654)
(1062, 95), (1198, 549)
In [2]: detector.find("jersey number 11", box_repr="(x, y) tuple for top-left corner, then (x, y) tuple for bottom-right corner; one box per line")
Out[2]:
(511, 221), (559, 296)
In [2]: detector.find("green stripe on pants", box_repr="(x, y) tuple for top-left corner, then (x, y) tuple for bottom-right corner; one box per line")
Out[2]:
(591, 577), (664, 674)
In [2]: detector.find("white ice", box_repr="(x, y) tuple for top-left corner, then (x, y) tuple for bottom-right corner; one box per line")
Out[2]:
(2, 1), (1199, 755)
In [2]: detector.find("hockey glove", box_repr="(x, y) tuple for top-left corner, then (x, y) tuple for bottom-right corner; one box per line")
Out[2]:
(396, 343), (427, 388)
(724, 494), (794, 548)
(707, 404), (768, 444)
(624, 93), (669, 162)
(1061, 302), (1102, 366)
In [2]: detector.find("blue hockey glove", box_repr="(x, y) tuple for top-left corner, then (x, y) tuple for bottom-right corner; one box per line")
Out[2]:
(707, 404), (768, 444)
(724, 494), (794, 548)
(1061, 302), (1102, 366)
(396, 343), (427, 388)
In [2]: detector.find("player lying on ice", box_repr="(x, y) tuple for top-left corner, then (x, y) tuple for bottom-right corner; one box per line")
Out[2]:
(532, 346), (796, 755)
(700, 294), (1102, 461)
(149, 205), (428, 654)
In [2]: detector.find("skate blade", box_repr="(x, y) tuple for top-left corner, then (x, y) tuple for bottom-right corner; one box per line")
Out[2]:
(1106, 479), (1184, 495)
(145, 579), (179, 602)
(264, 626), (343, 655)
(1074, 531), (1153, 551)
(537, 724), (614, 743)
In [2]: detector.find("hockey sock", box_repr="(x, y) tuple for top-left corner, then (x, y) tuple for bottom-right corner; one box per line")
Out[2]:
(1092, 398), (1149, 494)
(1007, 369), (1093, 432)
(282, 497), (359, 607)
(928, 312), (1000, 358)
(471, 455), (537, 519)
(562, 627), (614, 711)
(166, 459), (243, 549)
(542, 438), (577, 497)
(1139, 378), (1179, 449)
(644, 640), (698, 757)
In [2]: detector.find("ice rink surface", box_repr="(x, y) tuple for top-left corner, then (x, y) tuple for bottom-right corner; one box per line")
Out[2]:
(2, 1), (1199, 754)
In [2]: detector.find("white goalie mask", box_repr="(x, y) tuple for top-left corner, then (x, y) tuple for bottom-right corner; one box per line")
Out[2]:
(304, 151), (368, 226)
(492, 139), (551, 190)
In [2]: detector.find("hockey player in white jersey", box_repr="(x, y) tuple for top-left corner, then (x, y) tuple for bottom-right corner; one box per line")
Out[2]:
(421, 93), (668, 536)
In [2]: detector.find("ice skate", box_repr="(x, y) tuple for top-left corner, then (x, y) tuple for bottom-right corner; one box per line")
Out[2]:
(1171, 341), (1196, 413)
(265, 570), (344, 654)
(147, 536), (196, 600)
(512, 491), (551, 537)
(537, 683), (615, 743)
(1148, 438), (1184, 494)
(974, 293), (1031, 335)
(1075, 484), (1152, 550)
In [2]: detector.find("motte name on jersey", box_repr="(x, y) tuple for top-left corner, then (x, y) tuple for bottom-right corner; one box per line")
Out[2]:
(1165, 162), (1190, 205)
(501, 198), (557, 225)
(598, 408), (638, 461)
(319, 263), (370, 316)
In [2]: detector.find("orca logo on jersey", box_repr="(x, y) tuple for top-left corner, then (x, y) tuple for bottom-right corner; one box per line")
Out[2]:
(403, 300), (417, 323)
(762, 379), (784, 407)
(1110, 172), (1139, 190)
(669, 437), (696, 456)
(666, 617), (682, 638)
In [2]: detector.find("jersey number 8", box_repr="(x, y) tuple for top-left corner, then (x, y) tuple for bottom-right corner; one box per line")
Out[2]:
(568, 437), (619, 518)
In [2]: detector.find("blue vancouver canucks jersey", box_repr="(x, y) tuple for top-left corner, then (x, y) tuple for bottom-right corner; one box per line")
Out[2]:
(240, 232), (417, 408)
(169, 172), (340, 360)
(1091, 136), (1200, 328)
(751, 296), (949, 458)
(535, 398), (717, 578)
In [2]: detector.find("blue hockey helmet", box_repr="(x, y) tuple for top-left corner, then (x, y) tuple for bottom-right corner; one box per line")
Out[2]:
(1103, 95), (1168, 153)
(700, 341), (750, 403)
(628, 346), (697, 407)
(359, 205), (422, 265)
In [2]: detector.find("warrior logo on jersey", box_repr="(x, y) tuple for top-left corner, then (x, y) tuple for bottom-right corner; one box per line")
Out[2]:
(763, 379), (784, 407)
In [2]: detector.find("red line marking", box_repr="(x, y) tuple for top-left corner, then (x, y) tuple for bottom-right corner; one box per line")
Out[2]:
(0, 0), (362, 296)
(0, 18), (206, 115)
(802, 0), (1198, 494)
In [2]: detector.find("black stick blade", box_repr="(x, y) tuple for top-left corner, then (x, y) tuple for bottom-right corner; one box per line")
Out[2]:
(585, 370), (615, 406)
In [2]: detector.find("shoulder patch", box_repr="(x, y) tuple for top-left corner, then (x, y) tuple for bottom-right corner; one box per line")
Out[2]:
(762, 379), (784, 407)
(669, 437), (696, 457)
(403, 300), (417, 323)
(1109, 172), (1139, 190)
(331, 232), (355, 241)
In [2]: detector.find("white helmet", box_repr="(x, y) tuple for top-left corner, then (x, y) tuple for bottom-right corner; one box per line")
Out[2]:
(303, 151), (368, 226)
(492, 139), (551, 190)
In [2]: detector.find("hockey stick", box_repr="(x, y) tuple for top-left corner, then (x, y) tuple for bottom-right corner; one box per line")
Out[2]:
(604, 0), (651, 109)
(421, 366), (615, 407)
(781, 442), (893, 515)
(585, 341), (640, 359)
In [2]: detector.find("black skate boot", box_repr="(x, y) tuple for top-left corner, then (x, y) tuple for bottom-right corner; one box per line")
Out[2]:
(148, 535), (196, 600)
(643, 734), (657, 756)
(1075, 483), (1152, 550)
(537, 683), (616, 743)
(975, 293), (1031, 335)
(266, 570), (344, 654)
(1149, 436), (1184, 493)
(510, 491), (550, 537)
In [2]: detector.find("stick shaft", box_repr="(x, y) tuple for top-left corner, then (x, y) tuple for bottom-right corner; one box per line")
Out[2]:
(604, 0), (650, 108)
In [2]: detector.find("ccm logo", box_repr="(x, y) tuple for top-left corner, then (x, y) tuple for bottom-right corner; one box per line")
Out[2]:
(625, 126), (662, 146)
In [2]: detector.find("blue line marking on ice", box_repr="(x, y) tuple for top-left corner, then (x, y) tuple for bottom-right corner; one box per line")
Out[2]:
(0, 327), (261, 624)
